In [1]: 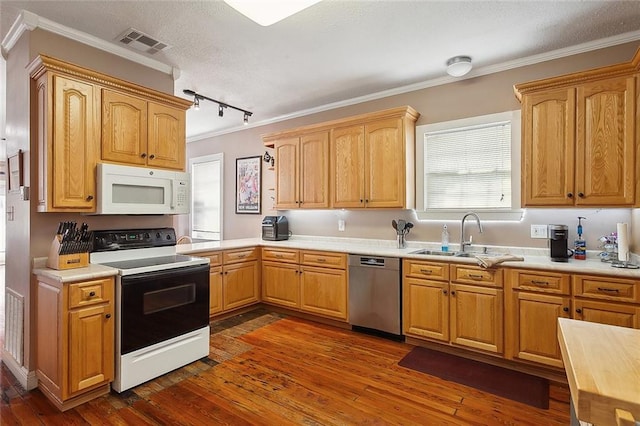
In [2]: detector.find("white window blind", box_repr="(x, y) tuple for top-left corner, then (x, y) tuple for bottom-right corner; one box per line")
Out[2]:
(424, 121), (511, 210)
(191, 154), (223, 240)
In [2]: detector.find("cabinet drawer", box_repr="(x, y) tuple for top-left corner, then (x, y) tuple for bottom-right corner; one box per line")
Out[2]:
(573, 275), (639, 303)
(198, 251), (223, 267)
(300, 250), (346, 269)
(262, 247), (299, 264)
(68, 278), (112, 309)
(223, 247), (259, 264)
(452, 265), (503, 287)
(403, 259), (449, 281)
(510, 269), (570, 294)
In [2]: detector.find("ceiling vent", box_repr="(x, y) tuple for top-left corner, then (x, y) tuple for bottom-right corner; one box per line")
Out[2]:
(116, 28), (171, 55)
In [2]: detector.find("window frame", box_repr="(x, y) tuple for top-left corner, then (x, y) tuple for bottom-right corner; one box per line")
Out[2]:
(189, 152), (224, 241)
(415, 110), (523, 221)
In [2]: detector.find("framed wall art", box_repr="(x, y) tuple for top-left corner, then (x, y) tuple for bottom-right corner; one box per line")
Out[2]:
(8, 149), (23, 192)
(235, 155), (261, 214)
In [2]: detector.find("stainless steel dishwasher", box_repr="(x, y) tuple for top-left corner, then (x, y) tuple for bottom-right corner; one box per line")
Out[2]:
(348, 255), (402, 339)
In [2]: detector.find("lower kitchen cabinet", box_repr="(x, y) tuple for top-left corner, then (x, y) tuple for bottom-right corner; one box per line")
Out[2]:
(209, 265), (223, 315)
(573, 274), (640, 329)
(574, 299), (640, 328)
(35, 275), (114, 411)
(261, 248), (348, 321)
(223, 260), (260, 311)
(404, 260), (504, 355)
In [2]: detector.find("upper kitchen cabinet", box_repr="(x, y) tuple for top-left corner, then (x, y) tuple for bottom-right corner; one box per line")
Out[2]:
(29, 55), (191, 213)
(273, 131), (329, 209)
(515, 49), (639, 207)
(263, 106), (419, 210)
(102, 89), (186, 170)
(31, 66), (100, 213)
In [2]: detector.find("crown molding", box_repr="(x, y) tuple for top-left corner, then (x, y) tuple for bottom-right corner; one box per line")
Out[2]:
(188, 29), (640, 142)
(1, 10), (179, 78)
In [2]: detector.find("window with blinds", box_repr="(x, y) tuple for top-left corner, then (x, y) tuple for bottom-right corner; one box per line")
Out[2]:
(415, 110), (522, 220)
(425, 121), (511, 210)
(190, 153), (223, 240)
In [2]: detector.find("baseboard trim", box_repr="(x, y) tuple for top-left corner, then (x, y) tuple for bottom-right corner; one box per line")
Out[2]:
(1, 349), (38, 390)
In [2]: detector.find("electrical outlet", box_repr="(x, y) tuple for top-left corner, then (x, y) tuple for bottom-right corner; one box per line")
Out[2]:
(531, 224), (548, 239)
(338, 219), (345, 232)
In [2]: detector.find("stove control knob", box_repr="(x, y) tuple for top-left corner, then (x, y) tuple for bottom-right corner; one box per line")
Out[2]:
(166, 235), (172, 240)
(156, 232), (161, 239)
(144, 232), (150, 239)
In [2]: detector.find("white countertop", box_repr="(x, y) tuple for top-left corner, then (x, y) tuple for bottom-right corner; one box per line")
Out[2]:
(33, 236), (640, 282)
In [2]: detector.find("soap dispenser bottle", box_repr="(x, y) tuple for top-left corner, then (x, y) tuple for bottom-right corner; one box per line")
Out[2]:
(441, 225), (449, 252)
(574, 217), (586, 260)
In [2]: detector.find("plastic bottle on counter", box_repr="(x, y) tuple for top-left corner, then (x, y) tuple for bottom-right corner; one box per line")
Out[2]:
(574, 216), (586, 260)
(441, 225), (449, 252)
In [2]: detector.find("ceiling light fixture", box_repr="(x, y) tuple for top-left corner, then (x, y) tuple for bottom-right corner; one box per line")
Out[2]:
(446, 56), (473, 77)
(223, 0), (322, 26)
(183, 89), (253, 125)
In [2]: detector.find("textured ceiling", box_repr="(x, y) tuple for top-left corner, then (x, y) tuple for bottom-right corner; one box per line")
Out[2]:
(2, 1), (640, 140)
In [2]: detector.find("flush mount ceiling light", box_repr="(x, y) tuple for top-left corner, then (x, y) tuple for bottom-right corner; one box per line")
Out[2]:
(446, 56), (473, 77)
(224, 0), (322, 26)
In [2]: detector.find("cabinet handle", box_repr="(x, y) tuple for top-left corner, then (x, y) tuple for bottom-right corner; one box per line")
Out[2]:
(442, 289), (448, 295)
(89, 291), (96, 297)
(576, 308), (582, 314)
(450, 290), (456, 295)
(220, 271), (223, 275)
(86, 195), (94, 201)
(531, 280), (549, 286)
(420, 269), (433, 274)
(105, 313), (111, 319)
(567, 192), (573, 198)
(365, 199), (369, 203)
(141, 153), (147, 158)
(468, 274), (484, 280)
(276, 254), (283, 258)
(578, 192), (584, 198)
(563, 307), (569, 312)
(597, 287), (619, 293)
(360, 199), (364, 203)
(225, 271), (228, 275)
(237, 254), (247, 258)
(149, 154), (155, 160)
(316, 258), (326, 262)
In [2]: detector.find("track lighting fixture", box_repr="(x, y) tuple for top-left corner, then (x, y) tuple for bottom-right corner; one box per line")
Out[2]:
(183, 89), (253, 125)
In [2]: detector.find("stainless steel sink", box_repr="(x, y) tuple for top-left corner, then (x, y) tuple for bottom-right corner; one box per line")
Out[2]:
(410, 249), (456, 257)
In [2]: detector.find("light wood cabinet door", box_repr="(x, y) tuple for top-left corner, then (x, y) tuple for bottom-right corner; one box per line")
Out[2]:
(575, 76), (635, 206)
(574, 299), (640, 329)
(299, 131), (329, 208)
(365, 117), (405, 208)
(331, 125), (365, 208)
(68, 302), (114, 394)
(101, 89), (148, 166)
(521, 88), (576, 206)
(274, 137), (299, 209)
(510, 292), (570, 368)
(36, 73), (99, 212)
(450, 284), (504, 354)
(262, 261), (300, 308)
(209, 266), (223, 315)
(147, 102), (185, 170)
(403, 277), (449, 342)
(223, 261), (260, 311)
(300, 266), (347, 320)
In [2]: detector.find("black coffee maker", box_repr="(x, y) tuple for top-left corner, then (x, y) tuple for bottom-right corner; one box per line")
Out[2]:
(549, 224), (571, 262)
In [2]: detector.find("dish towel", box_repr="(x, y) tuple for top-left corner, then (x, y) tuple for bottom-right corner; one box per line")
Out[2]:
(475, 254), (524, 268)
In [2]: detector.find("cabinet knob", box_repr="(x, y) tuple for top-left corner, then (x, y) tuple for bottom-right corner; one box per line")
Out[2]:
(86, 195), (94, 201)
(575, 308), (582, 314)
(365, 199), (369, 203)
(450, 290), (456, 295)
(567, 192), (573, 198)
(149, 154), (155, 160)
(578, 192), (584, 198)
(442, 289), (447, 295)
(141, 153), (147, 158)
(360, 199), (364, 203)
(105, 313), (111, 319)
(563, 307), (569, 312)
(89, 291), (96, 297)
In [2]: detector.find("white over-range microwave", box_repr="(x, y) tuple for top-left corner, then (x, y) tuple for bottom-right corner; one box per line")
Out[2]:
(94, 163), (190, 215)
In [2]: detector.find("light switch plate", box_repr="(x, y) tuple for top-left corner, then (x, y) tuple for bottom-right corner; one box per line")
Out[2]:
(338, 219), (345, 232)
(531, 224), (548, 239)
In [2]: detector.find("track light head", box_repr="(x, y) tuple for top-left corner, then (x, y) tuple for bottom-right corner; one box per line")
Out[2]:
(193, 96), (200, 110)
(218, 105), (224, 117)
(243, 113), (249, 125)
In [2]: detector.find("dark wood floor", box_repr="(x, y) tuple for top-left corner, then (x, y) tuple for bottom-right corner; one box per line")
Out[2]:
(1, 309), (570, 425)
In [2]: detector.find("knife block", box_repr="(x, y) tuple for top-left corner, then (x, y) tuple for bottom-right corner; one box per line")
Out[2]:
(46, 237), (89, 270)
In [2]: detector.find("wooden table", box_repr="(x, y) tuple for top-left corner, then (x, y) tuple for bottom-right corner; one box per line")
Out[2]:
(558, 318), (640, 426)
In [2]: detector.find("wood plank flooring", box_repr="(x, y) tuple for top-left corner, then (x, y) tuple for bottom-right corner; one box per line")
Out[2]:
(1, 309), (570, 425)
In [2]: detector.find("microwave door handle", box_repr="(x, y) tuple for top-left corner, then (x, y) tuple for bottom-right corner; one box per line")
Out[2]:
(170, 180), (177, 210)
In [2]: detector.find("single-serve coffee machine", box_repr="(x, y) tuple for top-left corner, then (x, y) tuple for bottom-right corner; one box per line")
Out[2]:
(549, 224), (571, 262)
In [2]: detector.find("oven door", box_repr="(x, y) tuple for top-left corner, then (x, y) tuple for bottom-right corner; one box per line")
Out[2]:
(120, 264), (209, 355)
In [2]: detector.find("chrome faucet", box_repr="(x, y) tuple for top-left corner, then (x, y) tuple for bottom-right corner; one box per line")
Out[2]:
(460, 212), (483, 253)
